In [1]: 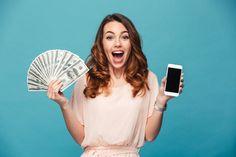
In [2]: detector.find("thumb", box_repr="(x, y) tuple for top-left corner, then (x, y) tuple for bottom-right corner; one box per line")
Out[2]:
(160, 76), (167, 89)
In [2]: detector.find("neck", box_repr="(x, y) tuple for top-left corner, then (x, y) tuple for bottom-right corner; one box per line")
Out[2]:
(109, 67), (124, 80)
(109, 66), (128, 88)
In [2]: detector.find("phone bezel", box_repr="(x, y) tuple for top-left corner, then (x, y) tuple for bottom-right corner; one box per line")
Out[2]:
(164, 64), (182, 97)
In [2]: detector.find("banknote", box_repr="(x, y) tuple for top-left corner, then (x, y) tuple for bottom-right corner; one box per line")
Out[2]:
(58, 60), (89, 91)
(27, 49), (88, 92)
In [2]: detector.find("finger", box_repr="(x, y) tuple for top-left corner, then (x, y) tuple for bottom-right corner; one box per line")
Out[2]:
(179, 87), (183, 94)
(47, 90), (51, 99)
(48, 80), (59, 92)
(181, 72), (184, 79)
(48, 80), (56, 87)
(47, 91), (53, 99)
(54, 82), (64, 93)
(52, 80), (62, 91)
(180, 82), (184, 88)
(48, 86), (55, 99)
(48, 80), (61, 99)
(52, 80), (61, 88)
(161, 76), (167, 86)
(48, 81), (54, 99)
(48, 80), (57, 96)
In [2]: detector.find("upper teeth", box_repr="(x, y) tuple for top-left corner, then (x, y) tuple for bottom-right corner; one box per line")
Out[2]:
(113, 51), (123, 54)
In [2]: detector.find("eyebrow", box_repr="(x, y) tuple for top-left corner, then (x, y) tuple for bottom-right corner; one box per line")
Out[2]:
(104, 31), (128, 35)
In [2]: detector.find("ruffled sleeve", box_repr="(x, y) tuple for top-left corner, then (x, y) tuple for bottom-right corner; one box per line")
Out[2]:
(69, 75), (87, 126)
(147, 71), (159, 118)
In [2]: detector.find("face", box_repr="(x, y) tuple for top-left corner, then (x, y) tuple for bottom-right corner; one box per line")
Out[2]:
(67, 68), (78, 80)
(102, 21), (131, 70)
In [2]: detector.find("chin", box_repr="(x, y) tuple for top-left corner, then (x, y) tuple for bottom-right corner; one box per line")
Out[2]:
(110, 62), (126, 70)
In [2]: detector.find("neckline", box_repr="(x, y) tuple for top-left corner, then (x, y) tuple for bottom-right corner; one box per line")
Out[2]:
(111, 82), (129, 89)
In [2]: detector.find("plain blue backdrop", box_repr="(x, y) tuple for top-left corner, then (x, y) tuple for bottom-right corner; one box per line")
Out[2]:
(0, 0), (235, 157)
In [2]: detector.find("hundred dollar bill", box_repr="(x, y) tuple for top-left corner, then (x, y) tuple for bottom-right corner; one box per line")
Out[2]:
(28, 80), (48, 91)
(58, 60), (89, 92)
(27, 49), (88, 92)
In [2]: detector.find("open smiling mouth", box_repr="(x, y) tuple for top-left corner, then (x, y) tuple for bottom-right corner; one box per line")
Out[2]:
(112, 51), (124, 58)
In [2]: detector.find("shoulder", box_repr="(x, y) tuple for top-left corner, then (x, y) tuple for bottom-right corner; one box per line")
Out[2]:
(74, 74), (87, 90)
(146, 70), (159, 90)
(147, 70), (158, 82)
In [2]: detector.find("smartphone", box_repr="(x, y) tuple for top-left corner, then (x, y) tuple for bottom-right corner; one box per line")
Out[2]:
(164, 64), (182, 97)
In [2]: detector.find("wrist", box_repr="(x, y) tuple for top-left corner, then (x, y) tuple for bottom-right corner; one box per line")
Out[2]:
(59, 100), (70, 110)
(154, 99), (167, 113)
(156, 96), (168, 108)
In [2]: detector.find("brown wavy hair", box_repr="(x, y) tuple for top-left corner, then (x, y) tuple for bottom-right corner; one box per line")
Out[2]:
(84, 13), (149, 98)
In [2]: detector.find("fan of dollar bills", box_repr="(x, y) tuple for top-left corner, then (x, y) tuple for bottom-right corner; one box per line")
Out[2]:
(27, 49), (89, 92)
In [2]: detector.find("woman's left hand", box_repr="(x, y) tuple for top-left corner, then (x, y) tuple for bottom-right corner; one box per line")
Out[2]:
(156, 73), (184, 106)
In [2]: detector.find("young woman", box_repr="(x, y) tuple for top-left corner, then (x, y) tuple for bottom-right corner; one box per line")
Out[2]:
(47, 13), (184, 157)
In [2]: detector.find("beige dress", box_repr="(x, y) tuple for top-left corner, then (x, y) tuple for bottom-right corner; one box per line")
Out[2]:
(69, 71), (159, 157)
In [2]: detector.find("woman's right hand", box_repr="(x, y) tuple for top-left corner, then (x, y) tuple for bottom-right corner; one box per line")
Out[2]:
(47, 80), (68, 108)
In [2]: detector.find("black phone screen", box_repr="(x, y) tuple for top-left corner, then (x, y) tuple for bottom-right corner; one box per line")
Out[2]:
(165, 67), (181, 93)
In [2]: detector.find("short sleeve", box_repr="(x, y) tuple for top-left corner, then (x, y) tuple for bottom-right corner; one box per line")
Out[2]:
(69, 75), (86, 126)
(147, 71), (159, 118)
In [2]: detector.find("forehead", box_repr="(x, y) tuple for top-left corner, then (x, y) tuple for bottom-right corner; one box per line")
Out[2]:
(103, 21), (128, 33)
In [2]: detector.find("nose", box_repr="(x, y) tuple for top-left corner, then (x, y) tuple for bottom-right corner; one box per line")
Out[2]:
(114, 38), (121, 47)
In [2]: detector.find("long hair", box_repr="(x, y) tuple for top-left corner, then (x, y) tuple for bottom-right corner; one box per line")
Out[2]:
(84, 13), (149, 98)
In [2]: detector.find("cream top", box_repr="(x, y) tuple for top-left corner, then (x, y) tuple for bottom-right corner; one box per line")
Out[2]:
(69, 70), (159, 149)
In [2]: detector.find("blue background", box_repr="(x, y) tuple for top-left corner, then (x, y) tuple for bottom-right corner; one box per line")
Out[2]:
(0, 0), (235, 157)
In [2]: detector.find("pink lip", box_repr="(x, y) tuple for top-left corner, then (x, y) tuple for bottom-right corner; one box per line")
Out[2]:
(112, 50), (124, 53)
(111, 50), (125, 64)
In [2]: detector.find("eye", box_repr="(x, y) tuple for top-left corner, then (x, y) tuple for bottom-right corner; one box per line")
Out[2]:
(121, 34), (129, 40)
(105, 35), (114, 40)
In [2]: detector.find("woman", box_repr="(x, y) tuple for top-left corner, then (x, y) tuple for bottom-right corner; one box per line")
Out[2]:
(47, 13), (184, 157)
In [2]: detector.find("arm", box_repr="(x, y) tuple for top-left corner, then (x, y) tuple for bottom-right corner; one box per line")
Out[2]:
(145, 74), (184, 141)
(47, 80), (85, 144)
(145, 97), (167, 141)
(60, 102), (85, 144)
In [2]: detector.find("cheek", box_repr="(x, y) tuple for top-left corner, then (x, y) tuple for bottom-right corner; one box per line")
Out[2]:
(126, 41), (131, 51)
(126, 51), (131, 61)
(102, 45), (111, 61)
(103, 41), (112, 53)
(126, 43), (131, 55)
(125, 44), (132, 60)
